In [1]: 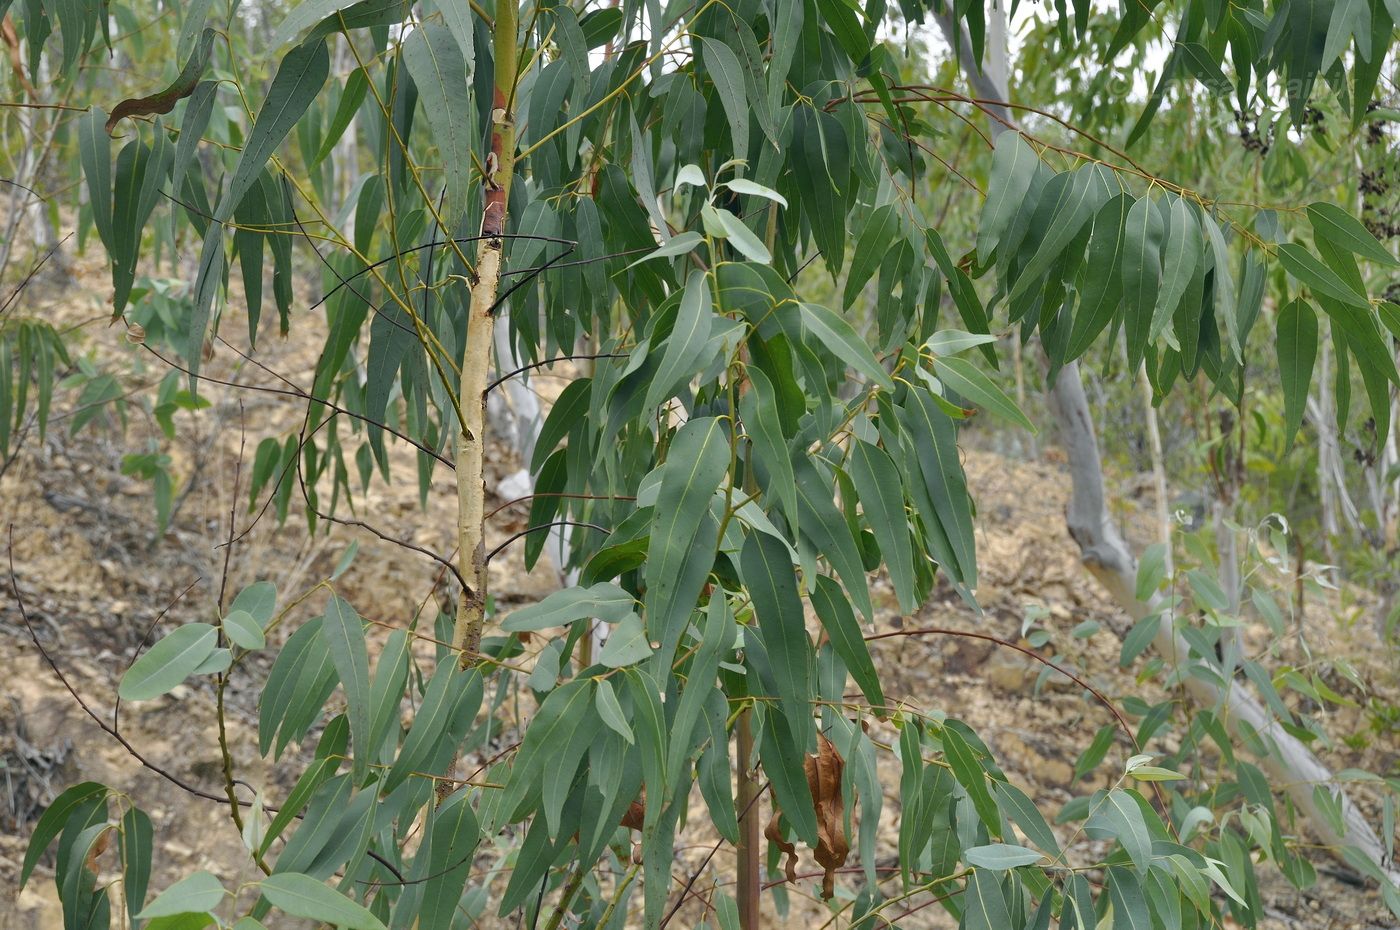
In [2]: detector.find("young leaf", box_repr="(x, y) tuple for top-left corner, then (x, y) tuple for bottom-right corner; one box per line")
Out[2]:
(711, 206), (772, 263)
(222, 610), (265, 650)
(594, 678), (635, 744)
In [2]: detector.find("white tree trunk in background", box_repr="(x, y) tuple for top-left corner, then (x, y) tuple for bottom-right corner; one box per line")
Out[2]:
(1048, 365), (1393, 879)
(935, 9), (1393, 879)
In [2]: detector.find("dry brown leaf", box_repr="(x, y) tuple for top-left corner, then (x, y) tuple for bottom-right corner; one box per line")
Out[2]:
(619, 790), (646, 832)
(764, 732), (849, 899)
(808, 733), (848, 899)
(105, 29), (215, 134)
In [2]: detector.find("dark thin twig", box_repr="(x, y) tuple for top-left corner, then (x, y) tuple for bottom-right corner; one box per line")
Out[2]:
(141, 345), (452, 467)
(485, 521), (608, 563)
(0, 233), (72, 319)
(485, 352), (626, 395)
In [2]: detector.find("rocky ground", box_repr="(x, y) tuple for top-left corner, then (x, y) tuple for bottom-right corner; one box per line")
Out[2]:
(1, 242), (1397, 929)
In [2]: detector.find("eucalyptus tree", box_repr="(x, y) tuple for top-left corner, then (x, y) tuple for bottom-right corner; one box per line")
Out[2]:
(8, 0), (1400, 926)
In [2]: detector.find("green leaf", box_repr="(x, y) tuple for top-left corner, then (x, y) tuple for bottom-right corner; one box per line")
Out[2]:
(740, 531), (814, 745)
(848, 439), (918, 612)
(530, 378), (591, 473)
(926, 330), (999, 357)
(216, 40), (329, 223)
(1152, 196), (1201, 340)
(594, 678), (635, 744)
(1308, 201), (1397, 266)
(795, 302), (893, 390)
(385, 663), (477, 791)
(742, 366), (798, 527)
(963, 843), (1046, 870)
(501, 582), (635, 632)
(78, 108), (113, 251)
(1085, 788), (1154, 870)
(1107, 866), (1151, 930)
(415, 790), (480, 930)
(844, 205), (901, 307)
(120, 623), (218, 701)
(645, 270), (714, 411)
(314, 67), (370, 166)
(222, 610), (265, 650)
(962, 869), (1014, 930)
(1276, 298), (1319, 452)
(898, 390), (977, 587)
(700, 38), (748, 163)
(793, 457), (874, 618)
(932, 356), (1036, 433)
(941, 725), (1000, 830)
(710, 206), (771, 263)
(1007, 167), (1102, 307)
(811, 575), (884, 712)
(119, 807), (153, 922)
(629, 230), (703, 268)
(1122, 194), (1164, 371)
(230, 582), (277, 627)
(1135, 542), (1168, 601)
(21, 782), (107, 887)
(259, 873), (385, 930)
(978, 132), (1039, 264)
(993, 782), (1061, 855)
(1278, 242), (1369, 307)
(1067, 193), (1132, 361)
(599, 613), (654, 668)
(644, 417), (727, 665)
(402, 23), (474, 222)
(322, 596), (371, 781)
(138, 872), (226, 919)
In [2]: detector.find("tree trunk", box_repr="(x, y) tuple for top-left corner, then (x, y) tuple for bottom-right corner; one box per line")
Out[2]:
(451, 1), (518, 665)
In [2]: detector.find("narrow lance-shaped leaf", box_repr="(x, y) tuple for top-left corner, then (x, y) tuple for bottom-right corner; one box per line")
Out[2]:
(739, 531), (815, 749)
(848, 439), (918, 612)
(402, 23), (474, 223)
(1276, 299), (1318, 453)
(644, 418), (728, 667)
(978, 132), (1039, 264)
(644, 270), (714, 411)
(322, 596), (371, 781)
(1122, 194), (1164, 371)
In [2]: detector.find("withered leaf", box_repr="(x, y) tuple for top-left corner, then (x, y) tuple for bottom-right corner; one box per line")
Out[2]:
(764, 732), (850, 899)
(106, 29), (217, 134)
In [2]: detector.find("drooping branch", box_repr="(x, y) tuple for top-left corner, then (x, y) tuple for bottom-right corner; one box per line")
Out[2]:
(935, 9), (1394, 880)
